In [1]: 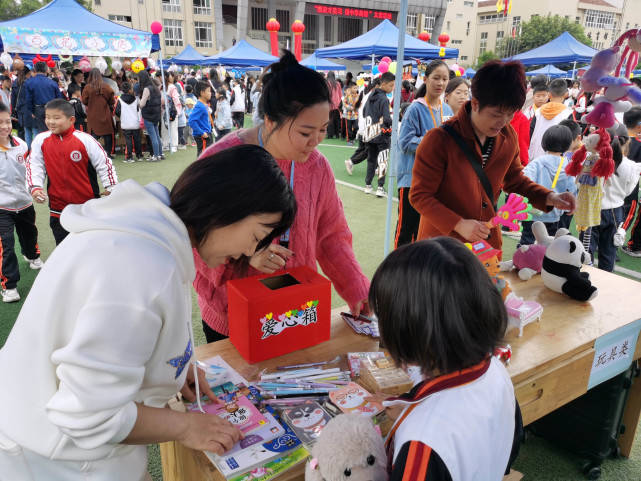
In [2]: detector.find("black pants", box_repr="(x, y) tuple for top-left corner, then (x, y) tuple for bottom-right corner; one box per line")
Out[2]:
(366, 142), (389, 188)
(591, 207), (623, 272)
(346, 119), (357, 142)
(92, 133), (114, 157)
(49, 215), (69, 245)
(232, 111), (244, 129)
(194, 134), (213, 158)
(202, 320), (229, 344)
(216, 129), (231, 142)
(178, 126), (186, 145)
(122, 129), (143, 159)
(0, 207), (39, 290)
(327, 109), (341, 138)
(558, 213), (573, 231)
(394, 187), (421, 248)
(350, 138), (369, 165)
(518, 220), (558, 247)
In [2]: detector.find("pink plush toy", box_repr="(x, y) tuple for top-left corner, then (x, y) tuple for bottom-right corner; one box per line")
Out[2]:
(580, 47), (619, 93)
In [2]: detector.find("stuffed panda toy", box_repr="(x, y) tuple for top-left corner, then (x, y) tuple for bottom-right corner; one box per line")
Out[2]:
(541, 234), (598, 302)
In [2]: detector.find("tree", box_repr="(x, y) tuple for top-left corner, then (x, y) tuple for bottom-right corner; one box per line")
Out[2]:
(476, 51), (499, 69)
(498, 14), (592, 58)
(0, 0), (91, 21)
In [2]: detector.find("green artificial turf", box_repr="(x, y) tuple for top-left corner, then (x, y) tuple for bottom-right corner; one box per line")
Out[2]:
(1, 122), (640, 480)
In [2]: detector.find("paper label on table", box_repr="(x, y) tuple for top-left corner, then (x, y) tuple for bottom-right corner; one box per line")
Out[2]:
(588, 318), (641, 389)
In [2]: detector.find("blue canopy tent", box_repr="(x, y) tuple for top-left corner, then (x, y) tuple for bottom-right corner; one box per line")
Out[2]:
(0, 0), (157, 58)
(315, 19), (458, 61)
(164, 45), (209, 66)
(464, 67), (476, 78)
(526, 64), (567, 78)
(503, 32), (596, 66)
(205, 39), (278, 67)
(300, 52), (345, 71)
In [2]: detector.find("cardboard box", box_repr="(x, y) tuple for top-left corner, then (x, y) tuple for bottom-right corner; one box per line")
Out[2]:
(227, 266), (332, 363)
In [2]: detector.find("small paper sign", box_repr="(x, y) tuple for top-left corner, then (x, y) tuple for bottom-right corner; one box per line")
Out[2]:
(588, 318), (641, 389)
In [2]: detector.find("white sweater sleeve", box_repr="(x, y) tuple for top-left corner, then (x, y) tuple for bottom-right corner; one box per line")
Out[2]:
(45, 282), (167, 448)
(25, 133), (47, 191)
(79, 133), (118, 189)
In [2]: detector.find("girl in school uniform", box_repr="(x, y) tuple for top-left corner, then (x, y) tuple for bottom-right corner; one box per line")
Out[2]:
(370, 237), (522, 481)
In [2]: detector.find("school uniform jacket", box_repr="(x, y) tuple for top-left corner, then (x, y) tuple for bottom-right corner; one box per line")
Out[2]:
(0, 136), (31, 212)
(26, 126), (117, 217)
(383, 357), (521, 481)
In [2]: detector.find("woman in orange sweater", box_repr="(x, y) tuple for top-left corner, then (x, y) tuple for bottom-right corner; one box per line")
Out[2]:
(410, 60), (576, 249)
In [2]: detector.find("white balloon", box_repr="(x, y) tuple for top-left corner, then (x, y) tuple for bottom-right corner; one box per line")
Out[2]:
(0, 52), (12, 70)
(111, 59), (122, 73)
(95, 56), (107, 75)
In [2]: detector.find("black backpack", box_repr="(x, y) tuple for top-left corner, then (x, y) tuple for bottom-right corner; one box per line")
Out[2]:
(165, 93), (177, 122)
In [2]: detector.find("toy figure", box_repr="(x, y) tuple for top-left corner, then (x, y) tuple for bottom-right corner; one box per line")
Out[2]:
(467, 240), (512, 299)
(305, 414), (387, 481)
(541, 234), (598, 302)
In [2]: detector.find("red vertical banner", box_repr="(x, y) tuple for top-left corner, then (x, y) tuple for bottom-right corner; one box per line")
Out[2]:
(266, 18), (281, 57)
(292, 20), (306, 61)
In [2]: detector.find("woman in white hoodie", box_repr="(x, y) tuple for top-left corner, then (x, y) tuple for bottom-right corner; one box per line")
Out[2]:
(0, 144), (296, 481)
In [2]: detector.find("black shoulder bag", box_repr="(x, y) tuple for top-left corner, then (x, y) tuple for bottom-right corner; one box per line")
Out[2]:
(441, 123), (495, 208)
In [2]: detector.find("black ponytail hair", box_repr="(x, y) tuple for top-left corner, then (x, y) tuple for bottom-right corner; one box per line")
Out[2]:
(415, 59), (449, 98)
(607, 123), (628, 175)
(259, 50), (330, 133)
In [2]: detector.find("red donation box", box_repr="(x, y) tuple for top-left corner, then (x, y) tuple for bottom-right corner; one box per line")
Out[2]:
(227, 266), (332, 363)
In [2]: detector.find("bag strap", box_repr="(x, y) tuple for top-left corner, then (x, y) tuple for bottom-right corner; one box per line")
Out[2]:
(442, 124), (494, 204)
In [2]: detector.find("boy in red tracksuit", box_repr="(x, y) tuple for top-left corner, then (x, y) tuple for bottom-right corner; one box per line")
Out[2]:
(26, 99), (118, 245)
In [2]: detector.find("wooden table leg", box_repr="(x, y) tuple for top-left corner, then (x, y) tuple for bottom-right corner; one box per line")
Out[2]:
(619, 360), (641, 458)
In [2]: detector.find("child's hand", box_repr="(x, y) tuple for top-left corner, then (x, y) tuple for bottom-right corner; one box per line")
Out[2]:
(178, 411), (243, 454)
(31, 188), (47, 203)
(249, 244), (294, 274)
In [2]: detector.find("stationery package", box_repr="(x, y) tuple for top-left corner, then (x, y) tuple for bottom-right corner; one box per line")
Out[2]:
(328, 382), (384, 417)
(280, 400), (332, 447)
(358, 356), (414, 396)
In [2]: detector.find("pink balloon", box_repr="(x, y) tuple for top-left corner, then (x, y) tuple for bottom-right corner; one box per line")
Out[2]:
(378, 61), (389, 74)
(381, 56), (392, 64)
(150, 21), (163, 35)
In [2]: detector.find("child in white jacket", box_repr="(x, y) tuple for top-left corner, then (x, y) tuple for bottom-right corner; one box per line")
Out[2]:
(591, 124), (641, 272)
(115, 81), (143, 163)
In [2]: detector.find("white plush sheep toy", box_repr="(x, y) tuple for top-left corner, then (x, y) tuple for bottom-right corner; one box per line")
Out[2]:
(305, 414), (388, 481)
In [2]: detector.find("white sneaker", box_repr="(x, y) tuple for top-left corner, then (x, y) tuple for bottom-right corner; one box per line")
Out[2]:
(345, 159), (353, 175)
(178, 145), (187, 150)
(2, 288), (20, 303)
(376, 187), (385, 197)
(170, 148), (177, 153)
(364, 185), (373, 194)
(23, 256), (43, 269)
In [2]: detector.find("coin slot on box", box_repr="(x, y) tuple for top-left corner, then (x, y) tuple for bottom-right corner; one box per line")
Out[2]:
(259, 274), (301, 290)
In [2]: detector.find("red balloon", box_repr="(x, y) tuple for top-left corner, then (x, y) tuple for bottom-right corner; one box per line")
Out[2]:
(150, 21), (163, 35)
(47, 59), (56, 68)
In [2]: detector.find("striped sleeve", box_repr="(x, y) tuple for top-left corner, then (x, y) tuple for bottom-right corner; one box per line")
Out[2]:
(25, 133), (48, 192)
(390, 441), (452, 481)
(76, 132), (118, 189)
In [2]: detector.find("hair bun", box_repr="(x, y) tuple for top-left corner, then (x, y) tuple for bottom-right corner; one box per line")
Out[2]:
(271, 50), (299, 74)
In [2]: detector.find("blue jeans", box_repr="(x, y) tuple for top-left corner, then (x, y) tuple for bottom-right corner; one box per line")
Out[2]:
(590, 207), (623, 272)
(24, 127), (40, 148)
(144, 119), (161, 157)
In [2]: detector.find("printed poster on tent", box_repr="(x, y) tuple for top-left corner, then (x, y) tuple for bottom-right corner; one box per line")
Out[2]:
(0, 27), (152, 58)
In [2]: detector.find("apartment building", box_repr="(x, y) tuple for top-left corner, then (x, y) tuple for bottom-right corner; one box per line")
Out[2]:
(442, 0), (641, 67)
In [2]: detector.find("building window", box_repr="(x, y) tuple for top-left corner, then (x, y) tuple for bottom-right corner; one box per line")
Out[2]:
(451, 39), (462, 45)
(276, 9), (290, 33)
(584, 9), (615, 29)
(512, 16), (521, 26)
(303, 14), (317, 41)
(108, 14), (132, 23)
(324, 17), (333, 42)
(446, 20), (451, 31)
(496, 30), (504, 50)
(162, 0), (180, 14)
(95, 0), (100, 4)
(464, 1), (474, 6)
(194, 21), (213, 48)
(337, 17), (361, 43)
(406, 13), (418, 36)
(163, 19), (183, 47)
(479, 31), (488, 54)
(456, 13), (463, 20)
(466, 21), (471, 36)
(193, 0), (211, 16)
(576, 16), (580, 24)
(479, 14), (507, 24)
(423, 15), (435, 33)
(251, 7), (267, 31)
(461, 55), (468, 60)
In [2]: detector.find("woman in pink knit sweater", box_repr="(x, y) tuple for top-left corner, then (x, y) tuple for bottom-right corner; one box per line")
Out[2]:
(195, 51), (370, 342)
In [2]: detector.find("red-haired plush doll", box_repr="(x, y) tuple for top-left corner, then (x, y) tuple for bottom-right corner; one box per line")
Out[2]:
(565, 128), (614, 254)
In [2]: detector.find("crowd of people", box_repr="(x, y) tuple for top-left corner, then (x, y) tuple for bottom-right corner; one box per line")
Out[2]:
(0, 46), (640, 481)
